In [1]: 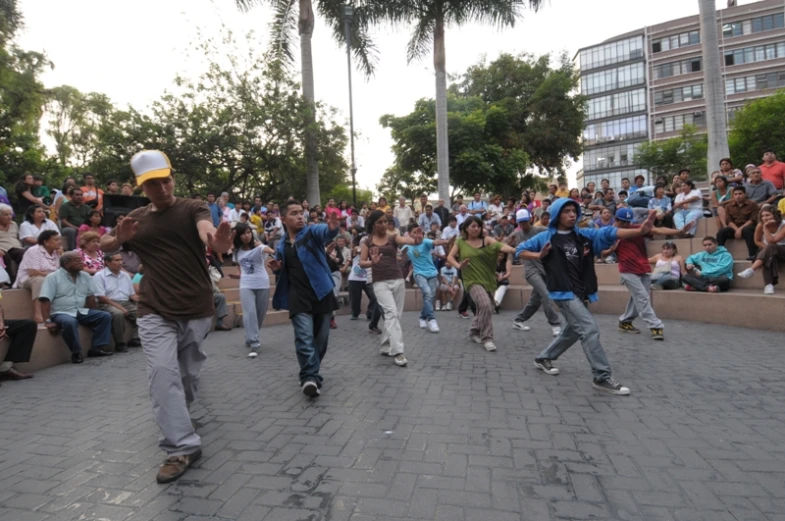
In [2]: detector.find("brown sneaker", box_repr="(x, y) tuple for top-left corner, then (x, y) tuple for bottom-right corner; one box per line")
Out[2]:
(156, 449), (202, 484)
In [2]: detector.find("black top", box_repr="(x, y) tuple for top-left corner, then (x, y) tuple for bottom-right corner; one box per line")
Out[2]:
(551, 231), (586, 300)
(283, 239), (338, 318)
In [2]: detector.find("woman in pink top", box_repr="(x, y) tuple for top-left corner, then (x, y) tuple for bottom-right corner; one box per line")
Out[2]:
(77, 210), (107, 244)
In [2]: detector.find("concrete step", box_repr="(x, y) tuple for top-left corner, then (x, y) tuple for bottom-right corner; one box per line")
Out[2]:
(593, 261), (779, 289)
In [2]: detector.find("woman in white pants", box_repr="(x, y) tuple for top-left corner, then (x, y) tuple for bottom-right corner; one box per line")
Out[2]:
(231, 223), (275, 357)
(360, 210), (419, 367)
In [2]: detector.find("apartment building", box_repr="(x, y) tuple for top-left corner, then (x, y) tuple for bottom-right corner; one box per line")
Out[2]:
(576, 0), (785, 189)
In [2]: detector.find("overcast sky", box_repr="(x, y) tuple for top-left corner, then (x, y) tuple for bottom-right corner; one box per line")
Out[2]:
(17, 0), (731, 192)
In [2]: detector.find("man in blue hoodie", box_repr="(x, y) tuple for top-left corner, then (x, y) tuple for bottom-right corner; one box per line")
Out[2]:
(270, 199), (340, 398)
(683, 236), (734, 292)
(515, 198), (656, 396)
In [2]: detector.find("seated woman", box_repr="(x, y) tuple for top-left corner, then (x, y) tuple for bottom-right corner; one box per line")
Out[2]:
(648, 184), (674, 229)
(672, 180), (703, 236)
(648, 241), (685, 290)
(19, 204), (59, 247)
(75, 231), (105, 275)
(77, 210), (107, 244)
(737, 204), (785, 295)
(711, 175), (732, 229)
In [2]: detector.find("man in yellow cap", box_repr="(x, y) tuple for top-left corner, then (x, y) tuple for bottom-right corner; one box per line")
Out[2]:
(101, 150), (234, 484)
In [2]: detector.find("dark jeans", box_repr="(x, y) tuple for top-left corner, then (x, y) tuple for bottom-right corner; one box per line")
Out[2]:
(3, 319), (37, 363)
(349, 280), (377, 319)
(654, 214), (675, 230)
(3, 247), (26, 284)
(51, 310), (112, 354)
(717, 226), (757, 257)
(682, 274), (731, 292)
(61, 227), (78, 251)
(291, 312), (330, 387)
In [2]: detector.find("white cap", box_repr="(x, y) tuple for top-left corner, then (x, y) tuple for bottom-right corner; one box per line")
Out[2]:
(515, 208), (531, 222)
(131, 150), (172, 187)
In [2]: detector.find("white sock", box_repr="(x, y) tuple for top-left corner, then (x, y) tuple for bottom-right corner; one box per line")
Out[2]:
(737, 268), (755, 279)
(0, 361), (13, 372)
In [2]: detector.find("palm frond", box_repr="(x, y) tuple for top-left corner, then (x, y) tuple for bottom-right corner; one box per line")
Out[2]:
(406, 16), (435, 64)
(234, 0), (262, 12)
(317, 0), (382, 77)
(267, 0), (299, 65)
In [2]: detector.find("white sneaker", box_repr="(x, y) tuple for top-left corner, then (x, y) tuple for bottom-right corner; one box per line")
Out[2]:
(737, 268), (755, 279)
(764, 284), (775, 295)
(380, 347), (391, 356)
(302, 381), (320, 397)
(419, 318), (427, 329)
(470, 334), (483, 344)
(428, 320), (440, 333)
(483, 340), (497, 352)
(248, 343), (260, 358)
(394, 354), (408, 366)
(445, 302), (452, 311)
(512, 320), (530, 331)
(551, 326), (561, 337)
(435, 301), (441, 311)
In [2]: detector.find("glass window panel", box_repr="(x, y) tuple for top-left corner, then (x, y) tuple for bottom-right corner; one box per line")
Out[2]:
(690, 31), (700, 44)
(764, 15), (774, 31)
(680, 33), (689, 45)
(664, 118), (674, 132)
(736, 78), (746, 92)
(756, 46), (766, 61)
(726, 79), (735, 95)
(745, 48), (754, 63)
(752, 17), (763, 32)
(776, 13), (785, 28)
(748, 76), (756, 91)
(723, 24), (732, 38)
(742, 20), (752, 35)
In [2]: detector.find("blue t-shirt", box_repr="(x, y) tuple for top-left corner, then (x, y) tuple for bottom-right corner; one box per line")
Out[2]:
(406, 239), (438, 278)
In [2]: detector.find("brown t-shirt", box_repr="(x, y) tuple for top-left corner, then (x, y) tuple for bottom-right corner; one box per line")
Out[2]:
(116, 198), (214, 320)
(365, 235), (401, 283)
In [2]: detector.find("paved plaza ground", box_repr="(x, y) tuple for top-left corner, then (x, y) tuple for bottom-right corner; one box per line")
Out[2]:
(1, 310), (784, 521)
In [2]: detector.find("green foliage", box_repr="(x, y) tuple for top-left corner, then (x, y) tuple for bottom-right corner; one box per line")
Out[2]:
(728, 89), (785, 167)
(323, 185), (374, 207)
(380, 52), (584, 196)
(634, 126), (708, 181)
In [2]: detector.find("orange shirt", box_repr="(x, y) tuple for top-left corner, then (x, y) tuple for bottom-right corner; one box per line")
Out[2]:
(81, 185), (104, 211)
(759, 161), (785, 190)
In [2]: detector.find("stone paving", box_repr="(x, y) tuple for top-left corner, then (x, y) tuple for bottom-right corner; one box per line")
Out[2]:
(1, 310), (784, 521)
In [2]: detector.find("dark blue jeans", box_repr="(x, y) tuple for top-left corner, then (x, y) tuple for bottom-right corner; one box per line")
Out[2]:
(52, 310), (112, 354)
(291, 313), (331, 387)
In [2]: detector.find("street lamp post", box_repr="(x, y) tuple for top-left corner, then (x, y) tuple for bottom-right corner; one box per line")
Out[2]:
(341, 3), (357, 207)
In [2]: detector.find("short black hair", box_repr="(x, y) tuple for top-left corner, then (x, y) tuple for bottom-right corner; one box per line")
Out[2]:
(618, 190), (628, 196)
(448, 216), (457, 223)
(601, 178), (610, 184)
(541, 211), (550, 217)
(702, 236), (718, 245)
(634, 174), (645, 181)
(732, 185), (746, 194)
(281, 198), (302, 217)
(604, 188), (615, 194)
(678, 168), (690, 175)
(37, 230), (59, 245)
(425, 204), (433, 210)
(407, 223), (421, 233)
(621, 177), (630, 183)
(719, 157), (733, 167)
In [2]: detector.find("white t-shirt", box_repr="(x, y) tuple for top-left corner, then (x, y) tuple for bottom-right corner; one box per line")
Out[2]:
(441, 225), (459, 241)
(675, 189), (703, 211)
(233, 245), (270, 289)
(19, 219), (59, 241)
(487, 203), (504, 221)
(440, 265), (458, 285)
(348, 255), (368, 282)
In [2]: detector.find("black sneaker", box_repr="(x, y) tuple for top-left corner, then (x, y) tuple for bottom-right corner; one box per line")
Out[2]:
(592, 377), (630, 395)
(302, 381), (321, 397)
(115, 343), (128, 353)
(618, 321), (641, 334)
(650, 328), (664, 341)
(534, 358), (559, 375)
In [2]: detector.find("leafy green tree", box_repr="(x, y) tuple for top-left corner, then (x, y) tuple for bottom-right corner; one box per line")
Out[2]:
(376, 164), (437, 202)
(728, 89), (785, 167)
(634, 125), (708, 181)
(374, 0), (543, 201)
(234, 0), (379, 206)
(45, 85), (114, 167)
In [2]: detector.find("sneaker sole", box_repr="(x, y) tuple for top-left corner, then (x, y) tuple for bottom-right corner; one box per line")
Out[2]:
(302, 382), (320, 397)
(591, 382), (631, 395)
(156, 450), (202, 484)
(394, 359), (408, 367)
(247, 352), (258, 358)
(512, 322), (530, 331)
(533, 362), (559, 375)
(617, 327), (641, 334)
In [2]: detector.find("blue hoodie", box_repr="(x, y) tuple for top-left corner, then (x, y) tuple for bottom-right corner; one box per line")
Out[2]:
(685, 246), (734, 280)
(515, 198), (619, 302)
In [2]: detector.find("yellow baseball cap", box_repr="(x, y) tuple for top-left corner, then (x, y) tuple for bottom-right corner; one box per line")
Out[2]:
(131, 150), (172, 187)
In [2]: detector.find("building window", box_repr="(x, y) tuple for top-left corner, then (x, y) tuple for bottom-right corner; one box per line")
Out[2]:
(583, 115), (647, 146)
(726, 70), (785, 94)
(584, 143), (642, 172)
(654, 112), (706, 135)
(724, 41), (785, 67)
(653, 58), (703, 79)
(581, 63), (645, 95)
(722, 13), (783, 38)
(652, 30), (700, 53)
(580, 36), (644, 71)
(654, 84), (703, 106)
(586, 88), (646, 120)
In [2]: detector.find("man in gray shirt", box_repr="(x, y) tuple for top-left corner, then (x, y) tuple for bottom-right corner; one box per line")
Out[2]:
(745, 167), (780, 205)
(505, 209), (561, 336)
(589, 188), (617, 217)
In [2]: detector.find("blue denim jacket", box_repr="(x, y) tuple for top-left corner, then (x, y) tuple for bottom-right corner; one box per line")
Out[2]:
(272, 224), (339, 311)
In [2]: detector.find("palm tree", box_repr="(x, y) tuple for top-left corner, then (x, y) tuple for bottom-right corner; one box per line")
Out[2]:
(235, 0), (378, 205)
(378, 0), (542, 201)
(698, 0), (729, 173)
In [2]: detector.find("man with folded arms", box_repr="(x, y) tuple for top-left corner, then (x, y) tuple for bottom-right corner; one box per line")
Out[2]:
(94, 252), (140, 353)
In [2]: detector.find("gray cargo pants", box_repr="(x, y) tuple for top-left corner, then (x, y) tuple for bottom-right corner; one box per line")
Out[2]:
(138, 314), (212, 456)
(619, 273), (663, 329)
(516, 271), (561, 326)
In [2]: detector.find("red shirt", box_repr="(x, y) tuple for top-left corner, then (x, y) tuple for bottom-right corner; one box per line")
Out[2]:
(759, 161), (785, 190)
(616, 227), (651, 275)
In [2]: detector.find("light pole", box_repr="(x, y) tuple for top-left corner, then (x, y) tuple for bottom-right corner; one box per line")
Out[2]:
(341, 3), (357, 207)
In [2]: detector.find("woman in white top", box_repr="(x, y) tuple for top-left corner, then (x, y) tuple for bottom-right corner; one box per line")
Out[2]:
(487, 195), (505, 224)
(19, 205), (59, 246)
(230, 222), (275, 357)
(737, 204), (785, 294)
(648, 241), (686, 290)
(672, 180), (703, 236)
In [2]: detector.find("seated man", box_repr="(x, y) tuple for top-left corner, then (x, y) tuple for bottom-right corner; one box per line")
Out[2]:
(211, 271), (231, 332)
(716, 186), (759, 261)
(13, 230), (61, 324)
(94, 252), (140, 352)
(38, 251), (113, 364)
(683, 236), (734, 293)
(0, 289), (37, 384)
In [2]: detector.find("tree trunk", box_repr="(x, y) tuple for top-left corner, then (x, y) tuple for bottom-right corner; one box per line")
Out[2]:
(433, 15), (450, 202)
(698, 0), (729, 177)
(299, 0), (320, 205)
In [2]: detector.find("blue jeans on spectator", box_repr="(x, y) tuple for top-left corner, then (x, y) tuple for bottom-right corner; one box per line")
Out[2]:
(414, 274), (438, 321)
(652, 274), (681, 290)
(538, 297), (612, 383)
(52, 310), (112, 354)
(673, 209), (702, 236)
(291, 312), (330, 388)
